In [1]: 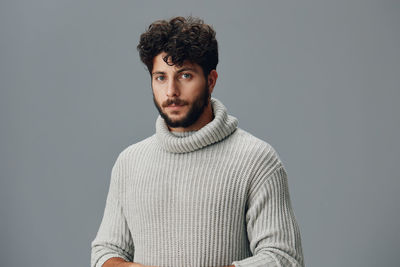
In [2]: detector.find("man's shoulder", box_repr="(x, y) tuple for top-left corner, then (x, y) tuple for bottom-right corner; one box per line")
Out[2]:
(233, 127), (277, 152)
(232, 127), (284, 169)
(115, 134), (157, 162)
(233, 128), (287, 193)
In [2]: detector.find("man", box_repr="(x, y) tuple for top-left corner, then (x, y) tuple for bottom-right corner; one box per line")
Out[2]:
(91, 16), (304, 267)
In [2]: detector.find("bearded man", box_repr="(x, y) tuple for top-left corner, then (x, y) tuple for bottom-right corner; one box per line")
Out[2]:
(91, 16), (304, 267)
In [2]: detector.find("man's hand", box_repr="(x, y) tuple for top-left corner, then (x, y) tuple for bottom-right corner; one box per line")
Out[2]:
(103, 257), (156, 267)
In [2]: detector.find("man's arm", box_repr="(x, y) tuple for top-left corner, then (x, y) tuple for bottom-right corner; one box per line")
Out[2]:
(103, 257), (233, 267)
(231, 164), (304, 267)
(91, 156), (135, 267)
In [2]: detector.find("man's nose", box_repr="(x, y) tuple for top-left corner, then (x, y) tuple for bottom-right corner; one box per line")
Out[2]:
(166, 79), (179, 97)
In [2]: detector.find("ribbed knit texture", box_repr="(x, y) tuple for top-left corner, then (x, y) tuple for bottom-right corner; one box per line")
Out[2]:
(91, 98), (304, 267)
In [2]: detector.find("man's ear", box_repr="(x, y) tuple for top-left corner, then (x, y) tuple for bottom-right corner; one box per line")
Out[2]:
(207, 70), (218, 95)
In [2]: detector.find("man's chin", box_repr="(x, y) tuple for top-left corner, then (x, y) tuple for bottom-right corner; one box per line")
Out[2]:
(164, 117), (188, 128)
(159, 112), (183, 126)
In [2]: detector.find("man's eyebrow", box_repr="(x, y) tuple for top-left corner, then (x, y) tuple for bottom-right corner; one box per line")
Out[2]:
(176, 67), (198, 73)
(152, 71), (165, 75)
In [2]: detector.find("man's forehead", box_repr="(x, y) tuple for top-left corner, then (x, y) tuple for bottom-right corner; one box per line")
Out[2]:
(153, 54), (199, 72)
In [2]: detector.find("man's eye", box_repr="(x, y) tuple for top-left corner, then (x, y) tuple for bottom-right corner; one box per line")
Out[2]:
(181, 73), (192, 79)
(155, 76), (165, 81)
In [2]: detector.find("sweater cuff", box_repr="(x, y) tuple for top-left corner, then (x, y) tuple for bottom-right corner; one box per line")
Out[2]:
(232, 254), (277, 267)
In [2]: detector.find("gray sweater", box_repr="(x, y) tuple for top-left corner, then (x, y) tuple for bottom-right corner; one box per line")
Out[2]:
(91, 98), (304, 267)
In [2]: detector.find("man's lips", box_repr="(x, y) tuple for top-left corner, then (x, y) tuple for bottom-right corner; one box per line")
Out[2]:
(166, 103), (185, 109)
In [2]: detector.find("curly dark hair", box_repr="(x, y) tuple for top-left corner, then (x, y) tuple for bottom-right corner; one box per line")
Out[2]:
(137, 16), (218, 77)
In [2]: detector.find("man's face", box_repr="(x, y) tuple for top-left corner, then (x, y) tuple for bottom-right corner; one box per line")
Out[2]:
(151, 52), (210, 129)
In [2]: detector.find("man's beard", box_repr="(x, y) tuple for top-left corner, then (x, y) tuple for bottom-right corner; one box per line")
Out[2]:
(153, 82), (210, 129)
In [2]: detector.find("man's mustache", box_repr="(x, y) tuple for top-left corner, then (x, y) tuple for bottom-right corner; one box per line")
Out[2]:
(162, 98), (188, 107)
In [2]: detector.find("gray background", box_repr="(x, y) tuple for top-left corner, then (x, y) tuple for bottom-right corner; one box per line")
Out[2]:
(1, 0), (399, 266)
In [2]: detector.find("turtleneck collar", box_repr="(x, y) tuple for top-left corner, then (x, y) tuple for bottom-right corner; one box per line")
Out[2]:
(155, 97), (238, 153)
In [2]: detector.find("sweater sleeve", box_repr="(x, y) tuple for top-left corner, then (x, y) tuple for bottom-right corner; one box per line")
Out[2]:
(232, 166), (304, 267)
(91, 156), (134, 267)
